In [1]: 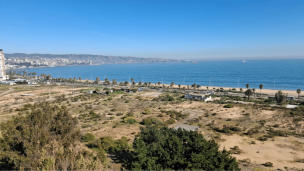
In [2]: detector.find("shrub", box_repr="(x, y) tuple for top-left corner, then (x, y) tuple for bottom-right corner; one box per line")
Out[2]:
(143, 118), (161, 126)
(166, 118), (175, 124)
(263, 162), (273, 167)
(126, 127), (240, 170)
(82, 133), (96, 142)
(125, 100), (130, 103)
(142, 108), (151, 115)
(224, 104), (234, 108)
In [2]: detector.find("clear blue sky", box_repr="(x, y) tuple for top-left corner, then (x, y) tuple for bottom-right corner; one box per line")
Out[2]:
(0, 0), (303, 60)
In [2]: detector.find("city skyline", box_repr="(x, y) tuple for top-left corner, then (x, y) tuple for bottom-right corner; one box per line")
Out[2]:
(0, 0), (303, 60)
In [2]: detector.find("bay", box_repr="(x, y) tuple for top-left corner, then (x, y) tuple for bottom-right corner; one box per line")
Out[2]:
(24, 59), (304, 90)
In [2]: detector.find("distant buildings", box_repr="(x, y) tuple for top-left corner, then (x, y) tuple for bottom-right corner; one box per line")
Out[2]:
(0, 49), (9, 81)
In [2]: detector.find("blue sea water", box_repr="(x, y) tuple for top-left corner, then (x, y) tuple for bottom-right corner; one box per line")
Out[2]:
(25, 59), (304, 90)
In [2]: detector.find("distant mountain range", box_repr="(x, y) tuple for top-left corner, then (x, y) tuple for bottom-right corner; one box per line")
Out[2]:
(4, 53), (180, 64)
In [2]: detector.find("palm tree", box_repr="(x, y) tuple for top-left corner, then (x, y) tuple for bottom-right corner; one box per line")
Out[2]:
(96, 77), (100, 84)
(240, 88), (243, 92)
(178, 84), (181, 89)
(112, 79), (117, 86)
(259, 84), (263, 96)
(246, 84), (250, 89)
(132, 81), (136, 88)
(158, 82), (161, 87)
(206, 87), (209, 91)
(79, 77), (82, 82)
(187, 85), (190, 90)
(104, 78), (109, 85)
(170, 82), (174, 88)
(252, 88), (256, 98)
(297, 89), (301, 99)
(131, 78), (134, 83)
(138, 81), (142, 86)
(192, 83), (197, 90)
(148, 82), (151, 87)
(197, 85), (201, 90)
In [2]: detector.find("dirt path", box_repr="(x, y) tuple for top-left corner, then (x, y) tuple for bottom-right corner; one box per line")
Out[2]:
(0, 87), (13, 96)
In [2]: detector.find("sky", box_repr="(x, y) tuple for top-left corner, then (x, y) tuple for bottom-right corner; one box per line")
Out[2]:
(0, 0), (303, 60)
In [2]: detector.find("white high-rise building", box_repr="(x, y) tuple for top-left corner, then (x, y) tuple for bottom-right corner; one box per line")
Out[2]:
(0, 49), (9, 81)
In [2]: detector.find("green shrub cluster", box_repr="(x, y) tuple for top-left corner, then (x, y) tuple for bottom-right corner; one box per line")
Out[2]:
(88, 136), (129, 153)
(224, 104), (234, 108)
(82, 133), (96, 142)
(0, 103), (103, 170)
(164, 110), (189, 120)
(125, 127), (240, 170)
(143, 117), (162, 126)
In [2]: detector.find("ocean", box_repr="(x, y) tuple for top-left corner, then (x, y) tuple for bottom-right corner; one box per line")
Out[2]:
(24, 59), (304, 91)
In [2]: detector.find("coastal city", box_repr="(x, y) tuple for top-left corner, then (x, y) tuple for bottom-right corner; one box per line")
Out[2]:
(4, 52), (181, 69)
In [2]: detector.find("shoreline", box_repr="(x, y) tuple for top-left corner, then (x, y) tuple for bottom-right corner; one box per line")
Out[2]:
(77, 80), (301, 97)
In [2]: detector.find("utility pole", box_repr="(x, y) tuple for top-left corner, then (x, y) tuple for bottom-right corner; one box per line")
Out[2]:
(238, 78), (240, 88)
(274, 79), (275, 90)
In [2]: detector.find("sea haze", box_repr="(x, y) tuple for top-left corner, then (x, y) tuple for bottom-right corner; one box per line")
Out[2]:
(25, 59), (304, 91)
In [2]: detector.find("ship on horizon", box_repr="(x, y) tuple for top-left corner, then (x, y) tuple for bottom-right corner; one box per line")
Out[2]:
(243, 60), (246, 63)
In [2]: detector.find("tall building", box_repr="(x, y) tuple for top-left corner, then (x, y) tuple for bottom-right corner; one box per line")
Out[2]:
(0, 49), (9, 81)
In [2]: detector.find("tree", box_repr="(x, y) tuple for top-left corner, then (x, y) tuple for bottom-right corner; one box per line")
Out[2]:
(143, 82), (148, 87)
(138, 81), (142, 86)
(157, 82), (161, 87)
(79, 77), (82, 82)
(216, 89), (220, 94)
(170, 82), (174, 88)
(124, 81), (129, 86)
(275, 90), (287, 104)
(126, 127), (240, 170)
(206, 86), (209, 91)
(259, 84), (263, 96)
(183, 87), (186, 91)
(192, 83), (197, 90)
(96, 77), (100, 84)
(187, 85), (190, 90)
(197, 85), (201, 90)
(112, 79), (117, 86)
(246, 84), (250, 89)
(148, 82), (151, 87)
(0, 103), (103, 170)
(251, 88), (255, 98)
(131, 78), (134, 83)
(104, 78), (109, 85)
(240, 88), (243, 92)
(297, 89), (301, 99)
(178, 84), (181, 89)
(244, 89), (253, 100)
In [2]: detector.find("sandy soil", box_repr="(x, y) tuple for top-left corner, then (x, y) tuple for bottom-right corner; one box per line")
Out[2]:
(220, 134), (304, 170)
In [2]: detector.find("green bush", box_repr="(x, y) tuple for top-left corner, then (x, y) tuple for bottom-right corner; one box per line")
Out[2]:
(126, 127), (240, 170)
(224, 104), (234, 108)
(166, 118), (175, 124)
(82, 133), (96, 142)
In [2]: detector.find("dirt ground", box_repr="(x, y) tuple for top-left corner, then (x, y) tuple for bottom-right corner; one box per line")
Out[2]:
(1, 84), (304, 170)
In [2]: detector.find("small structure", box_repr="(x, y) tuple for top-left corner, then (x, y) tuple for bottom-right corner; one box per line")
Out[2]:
(174, 124), (199, 131)
(286, 105), (299, 109)
(268, 96), (295, 100)
(185, 94), (212, 101)
(0, 81), (16, 85)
